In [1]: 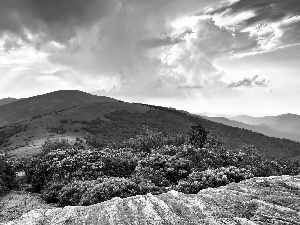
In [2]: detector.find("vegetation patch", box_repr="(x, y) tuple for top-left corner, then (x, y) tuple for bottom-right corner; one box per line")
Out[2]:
(2, 124), (300, 209)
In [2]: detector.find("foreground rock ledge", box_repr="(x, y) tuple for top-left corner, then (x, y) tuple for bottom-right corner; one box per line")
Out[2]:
(3, 175), (300, 225)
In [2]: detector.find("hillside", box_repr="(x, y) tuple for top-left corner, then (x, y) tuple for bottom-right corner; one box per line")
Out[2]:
(0, 98), (19, 107)
(2, 175), (300, 225)
(1, 90), (300, 158)
(0, 90), (117, 126)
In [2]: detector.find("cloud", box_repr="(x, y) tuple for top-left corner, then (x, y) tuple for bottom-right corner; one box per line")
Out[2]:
(0, 0), (237, 101)
(139, 30), (191, 48)
(177, 85), (202, 89)
(43, 2), (234, 99)
(201, 0), (300, 56)
(1, 37), (22, 52)
(160, 19), (234, 88)
(228, 75), (270, 88)
(0, 0), (119, 45)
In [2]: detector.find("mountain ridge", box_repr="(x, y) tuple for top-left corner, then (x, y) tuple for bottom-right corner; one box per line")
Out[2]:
(204, 116), (300, 142)
(0, 90), (117, 126)
(228, 113), (300, 139)
(1, 90), (300, 159)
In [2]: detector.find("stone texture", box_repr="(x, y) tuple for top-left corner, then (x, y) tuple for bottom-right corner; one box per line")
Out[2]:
(2, 175), (300, 225)
(0, 191), (55, 223)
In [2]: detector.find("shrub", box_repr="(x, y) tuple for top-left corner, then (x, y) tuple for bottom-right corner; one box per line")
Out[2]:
(58, 180), (99, 206)
(189, 124), (209, 148)
(16, 124), (300, 208)
(41, 138), (72, 155)
(24, 148), (138, 192)
(24, 157), (48, 192)
(134, 152), (192, 185)
(125, 128), (186, 152)
(60, 119), (68, 124)
(42, 181), (66, 203)
(132, 166), (170, 187)
(79, 178), (140, 206)
(0, 157), (16, 195)
(42, 177), (163, 206)
(283, 159), (300, 175)
(176, 166), (253, 194)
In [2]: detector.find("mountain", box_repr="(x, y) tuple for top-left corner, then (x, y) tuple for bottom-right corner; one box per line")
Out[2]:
(1, 90), (300, 159)
(3, 175), (300, 225)
(0, 90), (117, 126)
(231, 115), (273, 125)
(230, 113), (300, 139)
(0, 98), (19, 107)
(205, 116), (300, 142)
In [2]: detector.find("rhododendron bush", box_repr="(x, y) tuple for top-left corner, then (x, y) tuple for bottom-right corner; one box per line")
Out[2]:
(5, 125), (300, 206)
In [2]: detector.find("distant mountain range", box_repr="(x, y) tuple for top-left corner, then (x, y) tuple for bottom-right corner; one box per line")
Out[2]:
(200, 113), (300, 142)
(232, 114), (300, 135)
(1, 90), (300, 159)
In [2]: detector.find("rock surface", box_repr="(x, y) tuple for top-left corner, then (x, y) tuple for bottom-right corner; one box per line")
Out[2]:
(0, 191), (55, 223)
(2, 175), (300, 225)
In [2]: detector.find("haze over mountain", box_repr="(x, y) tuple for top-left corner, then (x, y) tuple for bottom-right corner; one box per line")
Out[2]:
(204, 116), (300, 143)
(232, 114), (300, 135)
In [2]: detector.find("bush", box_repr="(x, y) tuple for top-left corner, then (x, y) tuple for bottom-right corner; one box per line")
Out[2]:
(24, 157), (48, 192)
(79, 178), (140, 206)
(58, 180), (99, 206)
(176, 166), (253, 194)
(133, 152), (192, 186)
(283, 159), (300, 175)
(0, 157), (16, 195)
(41, 138), (72, 155)
(24, 148), (138, 192)
(42, 181), (66, 203)
(15, 124), (300, 208)
(42, 177), (163, 206)
(189, 124), (209, 148)
(125, 128), (186, 152)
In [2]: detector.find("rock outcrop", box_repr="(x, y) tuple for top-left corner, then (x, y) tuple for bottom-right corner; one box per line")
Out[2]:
(0, 191), (54, 223)
(3, 175), (300, 225)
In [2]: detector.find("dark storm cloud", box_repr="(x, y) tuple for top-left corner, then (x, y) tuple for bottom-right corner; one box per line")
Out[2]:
(280, 21), (300, 45)
(209, 0), (300, 26)
(196, 0), (300, 56)
(0, 0), (117, 44)
(228, 75), (270, 88)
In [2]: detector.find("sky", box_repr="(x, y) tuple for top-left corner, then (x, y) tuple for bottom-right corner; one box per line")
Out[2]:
(0, 0), (300, 116)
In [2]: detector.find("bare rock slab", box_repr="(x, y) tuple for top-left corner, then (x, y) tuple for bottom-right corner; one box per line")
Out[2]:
(2, 175), (300, 225)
